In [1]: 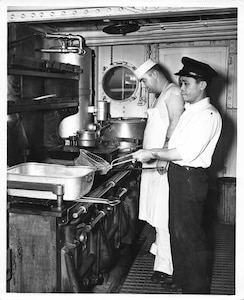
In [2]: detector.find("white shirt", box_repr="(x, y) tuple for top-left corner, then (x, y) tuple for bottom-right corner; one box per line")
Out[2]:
(168, 97), (222, 168)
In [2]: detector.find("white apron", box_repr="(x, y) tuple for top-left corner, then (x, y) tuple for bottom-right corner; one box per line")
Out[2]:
(139, 88), (170, 230)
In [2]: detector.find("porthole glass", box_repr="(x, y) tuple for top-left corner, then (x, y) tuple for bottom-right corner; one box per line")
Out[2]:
(102, 64), (138, 101)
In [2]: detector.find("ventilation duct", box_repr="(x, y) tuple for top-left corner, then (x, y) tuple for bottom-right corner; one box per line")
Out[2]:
(102, 21), (140, 35)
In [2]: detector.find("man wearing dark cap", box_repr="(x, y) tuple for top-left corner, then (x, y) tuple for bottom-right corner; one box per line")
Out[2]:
(132, 57), (222, 294)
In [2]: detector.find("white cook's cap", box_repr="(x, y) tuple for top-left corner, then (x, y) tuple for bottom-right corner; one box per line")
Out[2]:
(134, 59), (157, 79)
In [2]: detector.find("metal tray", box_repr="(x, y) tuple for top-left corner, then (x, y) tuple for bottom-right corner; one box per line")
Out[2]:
(7, 162), (95, 201)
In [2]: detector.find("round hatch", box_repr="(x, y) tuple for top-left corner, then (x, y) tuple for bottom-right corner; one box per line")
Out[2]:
(102, 62), (139, 102)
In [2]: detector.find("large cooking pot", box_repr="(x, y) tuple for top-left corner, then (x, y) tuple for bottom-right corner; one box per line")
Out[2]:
(77, 130), (96, 147)
(106, 118), (147, 140)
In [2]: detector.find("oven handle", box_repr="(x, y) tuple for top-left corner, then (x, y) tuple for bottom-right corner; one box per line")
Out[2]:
(72, 188), (128, 220)
(80, 209), (107, 232)
(117, 187), (128, 198)
(75, 196), (121, 206)
(71, 171), (130, 220)
(75, 187), (129, 207)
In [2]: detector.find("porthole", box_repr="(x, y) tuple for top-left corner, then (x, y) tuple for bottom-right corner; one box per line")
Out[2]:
(102, 62), (138, 101)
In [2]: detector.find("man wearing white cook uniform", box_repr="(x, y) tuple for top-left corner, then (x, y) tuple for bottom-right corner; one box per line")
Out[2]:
(132, 57), (222, 293)
(134, 59), (184, 283)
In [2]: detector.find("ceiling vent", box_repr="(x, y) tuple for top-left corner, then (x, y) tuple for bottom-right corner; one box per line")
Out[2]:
(102, 21), (140, 35)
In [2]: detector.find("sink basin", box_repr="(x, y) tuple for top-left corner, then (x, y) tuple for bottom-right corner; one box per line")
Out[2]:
(7, 162), (95, 201)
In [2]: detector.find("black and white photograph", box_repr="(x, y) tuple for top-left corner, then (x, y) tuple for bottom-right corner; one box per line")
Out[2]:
(1, 1), (243, 299)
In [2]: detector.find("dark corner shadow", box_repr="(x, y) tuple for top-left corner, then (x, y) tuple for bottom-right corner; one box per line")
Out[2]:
(208, 70), (236, 186)
(204, 70), (236, 285)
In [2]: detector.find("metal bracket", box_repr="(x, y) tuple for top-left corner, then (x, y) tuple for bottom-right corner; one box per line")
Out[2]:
(7, 181), (64, 209)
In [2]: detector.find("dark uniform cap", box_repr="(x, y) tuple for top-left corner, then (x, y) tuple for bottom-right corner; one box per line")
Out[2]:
(174, 57), (218, 80)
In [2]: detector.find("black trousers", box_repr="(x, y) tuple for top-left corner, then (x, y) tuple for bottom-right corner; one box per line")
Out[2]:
(168, 162), (210, 294)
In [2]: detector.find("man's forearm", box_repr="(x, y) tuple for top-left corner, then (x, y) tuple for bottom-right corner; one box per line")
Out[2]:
(132, 148), (182, 163)
(150, 148), (182, 161)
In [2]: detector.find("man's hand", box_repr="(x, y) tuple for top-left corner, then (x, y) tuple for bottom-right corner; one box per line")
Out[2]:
(132, 149), (154, 163)
(156, 160), (169, 175)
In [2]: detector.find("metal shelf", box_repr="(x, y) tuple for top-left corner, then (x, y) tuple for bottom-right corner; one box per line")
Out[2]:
(8, 98), (79, 113)
(8, 68), (80, 80)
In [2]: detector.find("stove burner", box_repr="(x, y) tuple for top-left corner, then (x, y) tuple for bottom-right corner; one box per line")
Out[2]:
(48, 145), (119, 162)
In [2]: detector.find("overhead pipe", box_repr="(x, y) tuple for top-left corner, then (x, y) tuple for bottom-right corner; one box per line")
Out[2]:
(39, 33), (86, 55)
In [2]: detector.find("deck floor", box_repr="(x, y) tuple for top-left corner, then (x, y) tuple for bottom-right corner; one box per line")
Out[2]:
(92, 220), (235, 295)
(119, 222), (235, 295)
